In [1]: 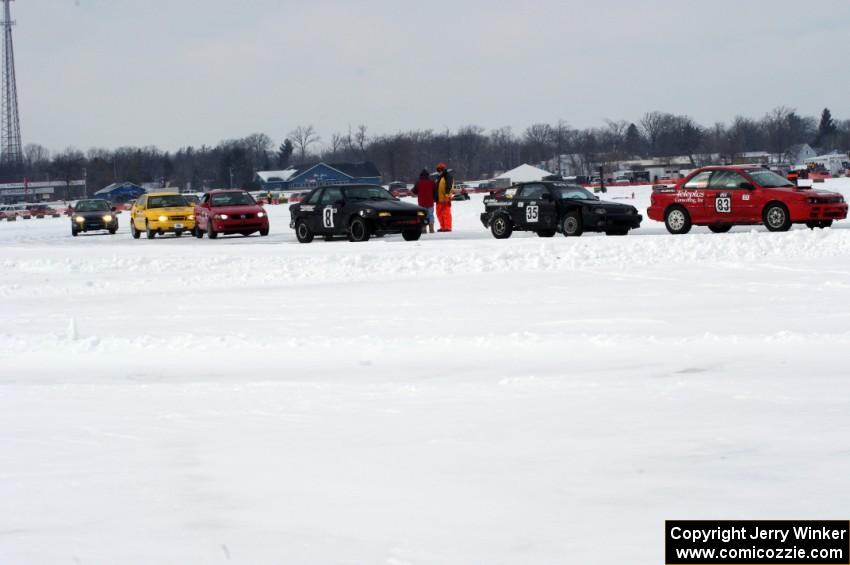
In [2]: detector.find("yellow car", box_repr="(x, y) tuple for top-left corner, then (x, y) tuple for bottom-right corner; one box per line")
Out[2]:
(129, 192), (196, 239)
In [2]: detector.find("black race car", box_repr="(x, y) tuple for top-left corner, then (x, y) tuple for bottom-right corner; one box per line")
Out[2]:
(289, 184), (427, 243)
(480, 182), (642, 238)
(71, 199), (118, 236)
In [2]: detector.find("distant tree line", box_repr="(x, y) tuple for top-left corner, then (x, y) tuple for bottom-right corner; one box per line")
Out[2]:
(3, 107), (849, 192)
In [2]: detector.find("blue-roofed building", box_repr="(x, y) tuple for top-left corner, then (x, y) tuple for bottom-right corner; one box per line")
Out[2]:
(255, 162), (382, 191)
(94, 182), (147, 204)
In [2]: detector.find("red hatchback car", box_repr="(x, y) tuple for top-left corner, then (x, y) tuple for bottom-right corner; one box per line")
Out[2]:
(648, 166), (847, 234)
(193, 189), (269, 239)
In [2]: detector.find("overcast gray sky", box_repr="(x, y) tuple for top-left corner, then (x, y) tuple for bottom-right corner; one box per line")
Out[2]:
(14, 0), (850, 152)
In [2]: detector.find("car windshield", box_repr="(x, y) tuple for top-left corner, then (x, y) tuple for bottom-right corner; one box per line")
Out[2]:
(184, 195), (200, 204)
(344, 186), (394, 201)
(148, 195), (188, 208)
(211, 192), (255, 207)
(747, 170), (795, 188)
(75, 200), (110, 212)
(554, 186), (597, 200)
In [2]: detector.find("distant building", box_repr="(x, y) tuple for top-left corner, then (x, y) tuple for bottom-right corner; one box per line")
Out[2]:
(784, 143), (817, 165)
(494, 164), (554, 184)
(255, 162), (381, 191)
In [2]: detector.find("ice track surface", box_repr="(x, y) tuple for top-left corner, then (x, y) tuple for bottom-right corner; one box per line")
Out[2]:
(2, 185), (850, 564)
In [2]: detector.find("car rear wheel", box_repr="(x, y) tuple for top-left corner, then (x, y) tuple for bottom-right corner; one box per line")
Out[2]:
(207, 222), (218, 239)
(664, 206), (692, 235)
(145, 221), (156, 239)
(562, 211), (583, 237)
(348, 217), (371, 242)
(708, 224), (732, 233)
(763, 203), (791, 232)
(537, 230), (556, 237)
(806, 220), (833, 229)
(402, 229), (421, 241)
(490, 215), (512, 239)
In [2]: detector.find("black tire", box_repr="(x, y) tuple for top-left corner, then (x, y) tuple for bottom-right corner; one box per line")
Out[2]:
(537, 230), (556, 238)
(108, 228), (117, 235)
(605, 228), (629, 236)
(562, 211), (583, 237)
(145, 221), (156, 239)
(348, 217), (371, 242)
(295, 220), (314, 243)
(131, 220), (140, 239)
(71, 227), (78, 237)
(664, 206), (692, 235)
(194, 225), (204, 238)
(174, 230), (183, 238)
(708, 224), (732, 233)
(323, 235), (334, 241)
(806, 220), (833, 229)
(207, 222), (218, 239)
(763, 203), (791, 232)
(402, 229), (421, 241)
(490, 214), (512, 239)
(259, 227), (269, 237)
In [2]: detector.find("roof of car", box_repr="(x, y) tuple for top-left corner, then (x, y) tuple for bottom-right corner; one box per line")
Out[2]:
(206, 189), (247, 194)
(145, 191), (182, 197)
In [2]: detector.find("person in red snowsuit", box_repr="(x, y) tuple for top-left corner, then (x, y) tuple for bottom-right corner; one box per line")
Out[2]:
(412, 169), (437, 233)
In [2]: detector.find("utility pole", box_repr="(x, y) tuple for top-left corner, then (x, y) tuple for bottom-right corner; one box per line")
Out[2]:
(1, 0), (22, 166)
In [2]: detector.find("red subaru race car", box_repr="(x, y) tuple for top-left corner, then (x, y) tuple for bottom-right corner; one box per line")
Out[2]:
(648, 166), (847, 234)
(193, 189), (269, 239)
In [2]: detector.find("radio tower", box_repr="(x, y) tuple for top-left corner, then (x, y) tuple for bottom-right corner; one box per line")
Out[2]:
(1, 0), (22, 166)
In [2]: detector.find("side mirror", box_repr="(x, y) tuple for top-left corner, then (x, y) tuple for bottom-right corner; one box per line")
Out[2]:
(540, 193), (552, 202)
(739, 182), (754, 189)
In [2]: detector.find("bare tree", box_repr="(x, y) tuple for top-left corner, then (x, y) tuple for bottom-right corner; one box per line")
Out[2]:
(289, 125), (320, 164)
(24, 143), (51, 167)
(328, 133), (345, 159)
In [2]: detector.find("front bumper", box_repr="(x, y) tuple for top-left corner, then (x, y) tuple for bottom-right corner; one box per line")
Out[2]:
(148, 219), (195, 232)
(212, 217), (269, 233)
(589, 213), (643, 230)
(75, 219), (118, 231)
(802, 203), (848, 222)
(373, 216), (425, 232)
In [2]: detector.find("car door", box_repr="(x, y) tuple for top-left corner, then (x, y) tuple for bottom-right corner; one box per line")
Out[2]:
(706, 170), (754, 223)
(677, 170), (712, 222)
(132, 196), (147, 229)
(317, 187), (345, 234)
(510, 184), (548, 229)
(298, 188), (324, 232)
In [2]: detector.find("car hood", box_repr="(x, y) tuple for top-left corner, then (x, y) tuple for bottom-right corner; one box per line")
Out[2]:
(564, 199), (637, 212)
(206, 205), (264, 215)
(147, 206), (194, 214)
(75, 210), (114, 219)
(353, 199), (424, 212)
(763, 186), (843, 198)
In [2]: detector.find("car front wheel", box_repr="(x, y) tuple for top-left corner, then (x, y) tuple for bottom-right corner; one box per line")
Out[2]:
(664, 206), (692, 235)
(490, 215), (512, 239)
(131, 221), (140, 239)
(145, 221), (156, 239)
(562, 211), (583, 237)
(295, 220), (313, 243)
(71, 226), (78, 237)
(402, 229), (421, 241)
(763, 203), (791, 232)
(348, 217), (371, 242)
(207, 222), (218, 239)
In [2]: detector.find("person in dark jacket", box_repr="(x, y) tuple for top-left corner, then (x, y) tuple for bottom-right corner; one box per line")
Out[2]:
(412, 169), (437, 233)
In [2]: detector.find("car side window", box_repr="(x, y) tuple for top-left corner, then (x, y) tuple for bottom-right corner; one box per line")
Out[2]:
(201, 194), (210, 205)
(320, 188), (343, 204)
(709, 171), (748, 189)
(518, 184), (546, 200)
(137, 197), (146, 209)
(307, 189), (322, 205)
(683, 171), (712, 189)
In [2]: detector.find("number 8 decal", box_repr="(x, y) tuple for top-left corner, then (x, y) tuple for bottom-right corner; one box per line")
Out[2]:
(526, 205), (539, 222)
(323, 206), (334, 228)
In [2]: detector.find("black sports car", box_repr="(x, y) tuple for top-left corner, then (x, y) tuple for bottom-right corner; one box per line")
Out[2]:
(289, 184), (427, 242)
(480, 182), (642, 238)
(71, 199), (118, 236)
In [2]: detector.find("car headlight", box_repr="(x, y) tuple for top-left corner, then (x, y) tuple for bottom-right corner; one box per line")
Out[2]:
(74, 215), (85, 223)
(417, 211), (425, 216)
(378, 212), (391, 217)
(593, 208), (607, 215)
(257, 212), (265, 218)
(359, 209), (374, 216)
(188, 214), (195, 221)
(158, 215), (168, 222)
(102, 215), (113, 222)
(215, 214), (229, 220)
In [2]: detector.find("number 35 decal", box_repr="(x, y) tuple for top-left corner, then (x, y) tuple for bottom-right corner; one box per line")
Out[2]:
(715, 196), (731, 213)
(323, 206), (335, 228)
(526, 205), (539, 222)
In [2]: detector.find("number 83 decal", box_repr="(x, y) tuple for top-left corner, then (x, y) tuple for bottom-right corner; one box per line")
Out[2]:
(715, 194), (731, 213)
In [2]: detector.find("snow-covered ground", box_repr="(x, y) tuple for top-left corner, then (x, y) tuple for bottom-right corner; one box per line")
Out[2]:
(2, 183), (850, 564)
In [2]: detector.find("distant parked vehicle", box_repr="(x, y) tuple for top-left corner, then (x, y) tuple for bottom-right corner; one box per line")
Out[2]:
(26, 204), (60, 218)
(388, 182), (413, 198)
(71, 199), (118, 236)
